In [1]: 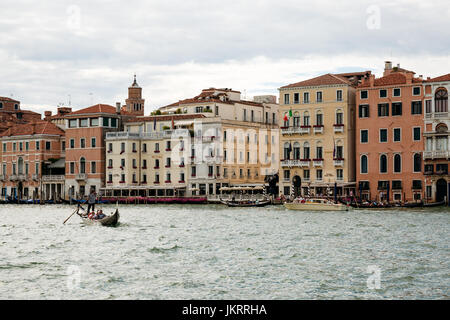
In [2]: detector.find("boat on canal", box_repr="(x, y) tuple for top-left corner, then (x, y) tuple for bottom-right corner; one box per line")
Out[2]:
(77, 208), (120, 227)
(220, 198), (271, 207)
(284, 198), (350, 211)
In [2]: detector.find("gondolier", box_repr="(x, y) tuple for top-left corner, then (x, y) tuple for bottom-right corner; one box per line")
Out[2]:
(87, 188), (97, 213)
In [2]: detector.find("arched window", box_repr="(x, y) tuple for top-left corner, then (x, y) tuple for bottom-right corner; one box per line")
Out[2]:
(361, 155), (368, 174)
(413, 153), (421, 173)
(335, 109), (344, 125)
(380, 154), (387, 173)
(80, 157), (86, 174)
(394, 154), (401, 173)
(316, 141), (323, 159)
(18, 157), (24, 175)
(293, 112), (300, 127)
(283, 142), (291, 160)
(435, 88), (448, 112)
(303, 142), (310, 159)
(293, 142), (301, 159)
(315, 111), (323, 126)
(303, 111), (310, 126)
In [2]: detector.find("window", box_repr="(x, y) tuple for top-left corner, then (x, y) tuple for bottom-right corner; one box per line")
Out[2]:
(69, 162), (74, 174)
(336, 90), (343, 101)
(293, 113), (300, 127)
(70, 139), (75, 149)
(108, 159), (113, 168)
(335, 146), (343, 159)
(411, 101), (422, 114)
(335, 112), (343, 125)
(425, 100), (432, 113)
(91, 161), (96, 174)
(303, 169), (310, 180)
(80, 157), (86, 174)
(359, 105), (369, 118)
(293, 142), (300, 160)
(2, 143), (5, 152)
(436, 164), (448, 174)
(378, 103), (389, 117)
(243, 109), (247, 121)
(121, 159), (125, 168)
(380, 154), (387, 173)
(154, 159), (159, 168)
(132, 159), (137, 168)
(303, 92), (309, 103)
(336, 169), (343, 180)
(392, 102), (402, 116)
(80, 138), (85, 148)
(361, 155), (368, 174)
(284, 94), (290, 105)
(166, 141), (171, 151)
(13, 143), (16, 151)
(110, 118), (117, 127)
(283, 170), (290, 180)
(393, 128), (401, 142)
(165, 158), (171, 168)
(25, 142), (29, 151)
(103, 117), (110, 127)
(435, 89), (448, 112)
(79, 118), (88, 127)
(90, 118), (99, 126)
(379, 89), (387, 98)
(316, 91), (322, 102)
(208, 166), (214, 176)
(394, 154), (401, 173)
(413, 127), (421, 141)
(392, 180), (402, 190)
(316, 146), (323, 159)
(0, 102), (2, 109)
(316, 169), (323, 180)
(155, 143), (159, 152)
(45, 141), (51, 150)
(302, 143), (310, 160)
(108, 143), (113, 152)
(36, 141), (40, 150)
(14, 104), (19, 110)
(393, 88), (401, 97)
(412, 180), (422, 189)
(379, 129), (388, 142)
(19, 142), (23, 151)
(413, 154), (422, 173)
(91, 138), (96, 148)
(413, 87), (421, 96)
(303, 113), (310, 126)
(360, 90), (368, 99)
(294, 93), (299, 104)
(69, 119), (77, 128)
(360, 130), (369, 143)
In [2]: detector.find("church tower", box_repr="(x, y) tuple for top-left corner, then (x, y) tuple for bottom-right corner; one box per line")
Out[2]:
(125, 74), (145, 115)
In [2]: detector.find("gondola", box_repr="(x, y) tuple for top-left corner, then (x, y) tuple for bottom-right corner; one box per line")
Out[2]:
(400, 201), (424, 208)
(77, 208), (120, 227)
(220, 198), (271, 207)
(423, 200), (446, 207)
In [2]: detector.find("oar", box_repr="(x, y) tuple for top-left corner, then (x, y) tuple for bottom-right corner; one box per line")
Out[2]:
(63, 206), (80, 224)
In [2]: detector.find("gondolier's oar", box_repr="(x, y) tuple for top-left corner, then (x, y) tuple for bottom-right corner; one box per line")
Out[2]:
(63, 206), (80, 224)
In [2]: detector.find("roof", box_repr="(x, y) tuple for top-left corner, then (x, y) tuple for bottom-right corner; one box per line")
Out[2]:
(125, 114), (206, 123)
(280, 73), (351, 89)
(66, 104), (117, 116)
(0, 120), (65, 137)
(0, 96), (20, 103)
(358, 73), (423, 88)
(427, 74), (450, 83)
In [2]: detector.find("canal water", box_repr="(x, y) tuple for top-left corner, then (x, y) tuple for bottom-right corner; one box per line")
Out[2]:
(0, 204), (448, 299)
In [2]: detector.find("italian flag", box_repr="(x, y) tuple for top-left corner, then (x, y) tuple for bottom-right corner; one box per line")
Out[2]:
(284, 109), (293, 122)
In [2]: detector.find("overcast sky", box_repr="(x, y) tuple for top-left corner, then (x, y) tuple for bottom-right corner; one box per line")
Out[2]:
(0, 0), (449, 115)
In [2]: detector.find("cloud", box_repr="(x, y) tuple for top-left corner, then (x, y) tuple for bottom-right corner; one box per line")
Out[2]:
(0, 0), (449, 115)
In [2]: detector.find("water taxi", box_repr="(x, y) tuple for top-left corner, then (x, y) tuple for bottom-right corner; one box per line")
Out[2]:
(284, 198), (350, 211)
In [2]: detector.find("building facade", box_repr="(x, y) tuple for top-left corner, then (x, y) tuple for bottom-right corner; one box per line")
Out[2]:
(355, 62), (425, 202)
(0, 121), (65, 200)
(423, 74), (450, 202)
(278, 72), (367, 198)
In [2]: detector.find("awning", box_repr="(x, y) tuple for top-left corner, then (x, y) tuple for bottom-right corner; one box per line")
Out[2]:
(48, 158), (65, 169)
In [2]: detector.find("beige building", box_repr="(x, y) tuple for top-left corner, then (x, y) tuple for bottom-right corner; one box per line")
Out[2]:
(103, 88), (279, 198)
(278, 72), (369, 198)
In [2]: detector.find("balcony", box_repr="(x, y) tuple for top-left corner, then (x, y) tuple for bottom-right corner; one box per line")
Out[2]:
(281, 159), (310, 167)
(9, 175), (17, 181)
(75, 173), (87, 180)
(0, 174), (6, 181)
(423, 150), (450, 159)
(17, 174), (28, 181)
(313, 159), (324, 167)
(425, 112), (448, 119)
(300, 126), (311, 134)
(333, 159), (344, 166)
(42, 175), (65, 182)
(32, 174), (39, 181)
(313, 125), (324, 134)
(333, 124), (344, 133)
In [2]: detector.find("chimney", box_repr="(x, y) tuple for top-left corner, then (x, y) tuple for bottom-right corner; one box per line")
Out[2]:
(419, 75), (423, 81)
(369, 74), (375, 86)
(44, 111), (52, 120)
(384, 61), (392, 76)
(406, 72), (413, 84)
(116, 102), (121, 114)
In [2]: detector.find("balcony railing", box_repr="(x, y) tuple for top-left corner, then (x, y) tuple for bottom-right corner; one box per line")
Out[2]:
(333, 124), (344, 133)
(333, 159), (344, 166)
(313, 159), (323, 167)
(42, 175), (65, 182)
(300, 126), (311, 134)
(0, 174), (6, 181)
(32, 174), (39, 181)
(423, 150), (450, 159)
(425, 112), (448, 119)
(75, 173), (87, 180)
(9, 175), (17, 181)
(313, 125), (324, 134)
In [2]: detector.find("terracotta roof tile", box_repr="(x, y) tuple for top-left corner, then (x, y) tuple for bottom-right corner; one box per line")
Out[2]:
(280, 73), (351, 89)
(125, 114), (206, 123)
(427, 73), (450, 82)
(67, 104), (117, 116)
(358, 73), (423, 88)
(0, 96), (20, 103)
(0, 120), (65, 137)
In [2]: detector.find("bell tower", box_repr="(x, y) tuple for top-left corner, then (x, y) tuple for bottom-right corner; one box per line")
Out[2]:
(125, 74), (145, 115)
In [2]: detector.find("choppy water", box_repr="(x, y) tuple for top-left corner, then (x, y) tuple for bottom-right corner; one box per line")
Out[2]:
(0, 204), (449, 299)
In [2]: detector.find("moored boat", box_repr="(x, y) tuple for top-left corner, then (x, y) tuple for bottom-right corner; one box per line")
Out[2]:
(284, 198), (350, 211)
(220, 198), (271, 207)
(423, 200), (446, 207)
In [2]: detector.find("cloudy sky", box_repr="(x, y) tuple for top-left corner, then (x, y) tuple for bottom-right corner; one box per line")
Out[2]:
(0, 0), (449, 115)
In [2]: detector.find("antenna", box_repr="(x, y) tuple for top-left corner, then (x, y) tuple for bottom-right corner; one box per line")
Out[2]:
(68, 94), (71, 106)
